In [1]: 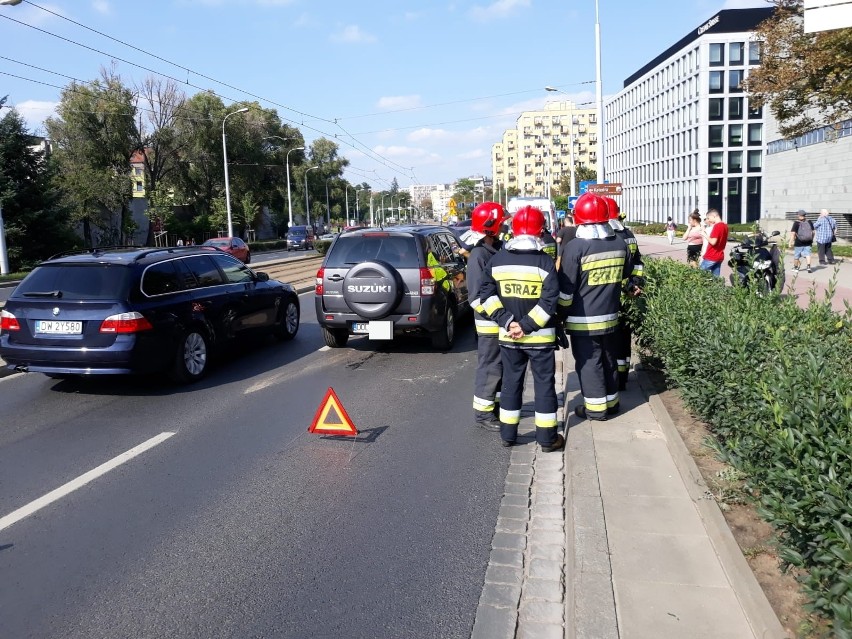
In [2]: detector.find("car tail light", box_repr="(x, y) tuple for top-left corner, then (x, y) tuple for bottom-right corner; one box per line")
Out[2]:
(419, 267), (435, 296)
(0, 310), (20, 332)
(99, 312), (153, 334)
(315, 268), (324, 295)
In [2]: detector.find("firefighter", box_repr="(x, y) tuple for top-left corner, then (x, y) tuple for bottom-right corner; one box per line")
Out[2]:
(560, 193), (634, 420)
(603, 197), (645, 391)
(463, 201), (509, 431)
(479, 206), (567, 452)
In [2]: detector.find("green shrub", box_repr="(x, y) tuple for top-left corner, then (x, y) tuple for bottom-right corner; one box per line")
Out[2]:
(631, 259), (852, 634)
(314, 239), (332, 256)
(248, 239), (288, 253)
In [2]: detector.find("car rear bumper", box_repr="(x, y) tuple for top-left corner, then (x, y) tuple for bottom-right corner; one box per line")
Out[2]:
(0, 333), (171, 375)
(314, 296), (447, 333)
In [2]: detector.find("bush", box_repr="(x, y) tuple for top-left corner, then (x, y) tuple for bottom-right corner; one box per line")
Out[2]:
(248, 239), (288, 253)
(630, 259), (852, 634)
(314, 239), (332, 256)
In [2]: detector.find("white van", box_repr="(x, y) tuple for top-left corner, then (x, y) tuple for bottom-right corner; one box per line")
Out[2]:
(506, 197), (558, 234)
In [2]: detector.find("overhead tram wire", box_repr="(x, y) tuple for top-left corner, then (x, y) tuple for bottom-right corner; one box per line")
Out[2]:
(0, 12), (414, 180)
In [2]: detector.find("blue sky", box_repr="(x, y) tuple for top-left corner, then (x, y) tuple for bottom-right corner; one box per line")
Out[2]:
(0, 0), (768, 190)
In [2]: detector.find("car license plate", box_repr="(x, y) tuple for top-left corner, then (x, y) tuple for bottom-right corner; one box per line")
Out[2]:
(35, 320), (83, 335)
(352, 322), (369, 334)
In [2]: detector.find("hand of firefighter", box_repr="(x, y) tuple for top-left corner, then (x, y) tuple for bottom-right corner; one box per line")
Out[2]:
(508, 321), (525, 339)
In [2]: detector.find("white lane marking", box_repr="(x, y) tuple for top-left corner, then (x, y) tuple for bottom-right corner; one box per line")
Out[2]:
(0, 431), (175, 533)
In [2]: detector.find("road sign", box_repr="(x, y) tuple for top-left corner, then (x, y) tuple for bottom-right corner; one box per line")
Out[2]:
(579, 180), (595, 195)
(308, 388), (359, 437)
(567, 196), (579, 210)
(587, 183), (623, 196)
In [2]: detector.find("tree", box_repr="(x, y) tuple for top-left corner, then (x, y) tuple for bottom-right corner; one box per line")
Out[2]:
(452, 178), (477, 208)
(557, 165), (596, 197)
(747, 0), (852, 137)
(45, 67), (138, 246)
(0, 109), (78, 268)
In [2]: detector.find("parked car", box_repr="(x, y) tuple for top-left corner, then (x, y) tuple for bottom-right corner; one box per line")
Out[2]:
(287, 226), (315, 251)
(0, 246), (300, 383)
(314, 225), (468, 350)
(202, 236), (251, 263)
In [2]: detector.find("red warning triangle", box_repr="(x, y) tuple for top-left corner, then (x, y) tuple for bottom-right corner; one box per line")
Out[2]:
(308, 388), (359, 437)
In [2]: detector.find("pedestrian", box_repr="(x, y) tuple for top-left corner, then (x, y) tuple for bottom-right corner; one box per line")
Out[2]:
(555, 214), (576, 271)
(561, 193), (637, 420)
(176, 238), (184, 247)
(463, 202), (509, 432)
(789, 209), (814, 273)
(665, 216), (677, 244)
(813, 208), (838, 265)
(603, 197), (644, 391)
(479, 206), (567, 452)
(682, 210), (703, 267)
(699, 208), (729, 277)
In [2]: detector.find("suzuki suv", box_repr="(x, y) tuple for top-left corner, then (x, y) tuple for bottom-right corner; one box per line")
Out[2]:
(0, 246), (300, 382)
(314, 226), (468, 350)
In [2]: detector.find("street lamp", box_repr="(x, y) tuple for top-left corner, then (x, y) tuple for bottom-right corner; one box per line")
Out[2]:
(355, 187), (364, 224)
(545, 86), (577, 197)
(325, 177), (335, 229)
(286, 146), (304, 228)
(222, 107), (249, 238)
(595, 0), (605, 184)
(304, 165), (319, 227)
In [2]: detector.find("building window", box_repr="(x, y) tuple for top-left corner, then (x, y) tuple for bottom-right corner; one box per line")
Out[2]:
(709, 125), (724, 147)
(729, 70), (745, 92)
(709, 151), (723, 173)
(709, 98), (724, 120)
(709, 71), (724, 93)
(708, 178), (721, 196)
(729, 124), (743, 146)
(709, 43), (725, 66)
(747, 150), (762, 171)
(728, 97), (743, 120)
(748, 123), (763, 145)
(135, 181), (144, 192)
(728, 151), (743, 172)
(749, 41), (762, 65)
(748, 104), (763, 119)
(729, 42), (744, 66)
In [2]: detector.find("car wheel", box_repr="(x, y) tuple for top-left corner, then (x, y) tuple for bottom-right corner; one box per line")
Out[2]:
(274, 296), (300, 341)
(321, 326), (349, 348)
(170, 328), (209, 383)
(431, 302), (455, 351)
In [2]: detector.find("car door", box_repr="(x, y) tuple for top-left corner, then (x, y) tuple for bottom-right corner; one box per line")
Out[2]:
(210, 253), (277, 332)
(431, 232), (468, 305)
(178, 254), (246, 342)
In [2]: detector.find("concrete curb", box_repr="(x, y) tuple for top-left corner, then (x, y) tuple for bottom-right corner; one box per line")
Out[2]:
(636, 371), (787, 639)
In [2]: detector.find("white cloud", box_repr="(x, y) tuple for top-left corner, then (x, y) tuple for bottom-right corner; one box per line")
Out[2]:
(403, 11), (424, 21)
(469, 0), (531, 21)
(376, 95), (422, 111)
(293, 12), (314, 27)
(10, 100), (59, 134)
(330, 24), (377, 44)
(408, 128), (451, 143)
(92, 0), (111, 14)
(459, 149), (486, 160)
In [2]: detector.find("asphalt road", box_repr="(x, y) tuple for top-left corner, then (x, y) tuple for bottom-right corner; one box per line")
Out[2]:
(0, 293), (507, 638)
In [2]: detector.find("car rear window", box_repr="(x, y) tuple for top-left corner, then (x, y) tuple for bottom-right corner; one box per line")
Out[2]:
(289, 228), (307, 236)
(325, 235), (420, 268)
(14, 264), (131, 301)
(204, 239), (229, 248)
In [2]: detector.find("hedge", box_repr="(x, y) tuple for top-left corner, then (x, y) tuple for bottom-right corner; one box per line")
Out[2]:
(629, 259), (852, 635)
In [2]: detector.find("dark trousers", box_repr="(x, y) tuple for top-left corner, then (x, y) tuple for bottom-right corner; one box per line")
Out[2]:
(571, 333), (620, 420)
(614, 319), (632, 390)
(817, 242), (835, 264)
(498, 347), (558, 446)
(473, 335), (502, 421)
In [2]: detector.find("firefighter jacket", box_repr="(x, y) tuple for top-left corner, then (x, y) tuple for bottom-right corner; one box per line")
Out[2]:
(478, 236), (566, 349)
(559, 225), (632, 336)
(609, 219), (644, 285)
(541, 232), (557, 260)
(468, 240), (501, 336)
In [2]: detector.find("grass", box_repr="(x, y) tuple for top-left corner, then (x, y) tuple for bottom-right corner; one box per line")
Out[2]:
(0, 272), (28, 282)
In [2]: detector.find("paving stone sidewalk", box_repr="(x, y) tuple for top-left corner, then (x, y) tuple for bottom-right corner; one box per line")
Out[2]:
(471, 347), (787, 639)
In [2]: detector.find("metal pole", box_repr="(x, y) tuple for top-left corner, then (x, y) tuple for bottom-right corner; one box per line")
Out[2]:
(0, 201), (9, 275)
(355, 187), (363, 223)
(325, 177), (333, 230)
(304, 166), (319, 228)
(370, 194), (374, 227)
(286, 146), (304, 229)
(570, 115), (577, 197)
(344, 186), (349, 226)
(222, 107), (248, 238)
(595, 0), (605, 184)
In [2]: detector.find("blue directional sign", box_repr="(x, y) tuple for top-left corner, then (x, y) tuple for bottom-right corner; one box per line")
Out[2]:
(579, 181), (595, 195)
(567, 196), (579, 210)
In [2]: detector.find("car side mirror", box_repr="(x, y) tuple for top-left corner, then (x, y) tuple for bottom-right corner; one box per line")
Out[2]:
(255, 271), (270, 282)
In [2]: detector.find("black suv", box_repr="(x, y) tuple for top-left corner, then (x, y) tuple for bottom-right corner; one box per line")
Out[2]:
(314, 226), (468, 350)
(286, 225), (315, 251)
(0, 247), (300, 382)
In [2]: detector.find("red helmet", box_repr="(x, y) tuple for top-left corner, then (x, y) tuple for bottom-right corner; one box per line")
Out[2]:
(511, 206), (546, 237)
(470, 201), (508, 236)
(573, 193), (609, 225)
(602, 197), (620, 220)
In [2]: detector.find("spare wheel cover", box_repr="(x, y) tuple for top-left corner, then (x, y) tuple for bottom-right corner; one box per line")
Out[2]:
(343, 261), (403, 319)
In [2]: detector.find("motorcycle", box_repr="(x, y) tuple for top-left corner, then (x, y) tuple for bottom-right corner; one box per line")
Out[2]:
(727, 229), (784, 294)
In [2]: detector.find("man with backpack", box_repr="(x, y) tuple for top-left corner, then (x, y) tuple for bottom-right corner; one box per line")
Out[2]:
(789, 209), (814, 273)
